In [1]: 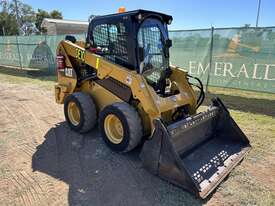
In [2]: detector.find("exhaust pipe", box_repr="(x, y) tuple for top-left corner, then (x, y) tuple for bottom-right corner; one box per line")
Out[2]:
(140, 98), (251, 199)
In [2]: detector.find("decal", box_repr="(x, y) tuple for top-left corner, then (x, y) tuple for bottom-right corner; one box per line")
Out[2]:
(140, 82), (145, 88)
(96, 57), (100, 69)
(65, 67), (73, 77)
(76, 48), (85, 61)
(126, 75), (132, 85)
(170, 95), (177, 102)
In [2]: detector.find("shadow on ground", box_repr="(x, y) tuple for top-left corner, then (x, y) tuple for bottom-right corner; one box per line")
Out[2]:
(0, 65), (56, 81)
(32, 122), (203, 206)
(202, 92), (275, 117)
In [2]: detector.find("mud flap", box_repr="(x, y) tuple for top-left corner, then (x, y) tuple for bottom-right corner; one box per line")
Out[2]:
(140, 98), (251, 199)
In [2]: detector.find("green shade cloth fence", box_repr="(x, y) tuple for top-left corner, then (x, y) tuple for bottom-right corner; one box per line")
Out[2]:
(0, 34), (86, 73)
(170, 27), (275, 93)
(0, 27), (275, 93)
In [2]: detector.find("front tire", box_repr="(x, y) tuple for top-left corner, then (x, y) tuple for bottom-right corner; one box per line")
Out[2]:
(64, 92), (97, 133)
(99, 102), (143, 153)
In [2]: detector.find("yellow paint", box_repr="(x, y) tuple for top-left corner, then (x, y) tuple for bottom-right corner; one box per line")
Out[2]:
(67, 102), (81, 126)
(104, 114), (124, 144)
(55, 40), (197, 135)
(96, 58), (100, 69)
(80, 81), (123, 111)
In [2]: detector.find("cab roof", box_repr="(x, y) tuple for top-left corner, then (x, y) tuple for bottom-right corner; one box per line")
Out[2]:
(90, 9), (173, 24)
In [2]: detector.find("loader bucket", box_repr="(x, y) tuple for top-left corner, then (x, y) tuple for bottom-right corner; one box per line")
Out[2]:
(140, 98), (251, 199)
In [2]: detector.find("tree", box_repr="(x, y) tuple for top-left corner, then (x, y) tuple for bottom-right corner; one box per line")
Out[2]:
(35, 9), (63, 33)
(50, 10), (62, 19)
(35, 9), (50, 32)
(0, 0), (36, 35)
(0, 0), (19, 35)
(9, 1), (36, 27)
(0, 11), (18, 35)
(0, 0), (63, 35)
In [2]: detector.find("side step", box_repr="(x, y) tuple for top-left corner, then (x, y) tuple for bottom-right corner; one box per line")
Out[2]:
(140, 98), (251, 199)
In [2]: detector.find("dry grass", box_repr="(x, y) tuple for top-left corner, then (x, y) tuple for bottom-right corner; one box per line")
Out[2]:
(203, 87), (275, 206)
(0, 66), (55, 89)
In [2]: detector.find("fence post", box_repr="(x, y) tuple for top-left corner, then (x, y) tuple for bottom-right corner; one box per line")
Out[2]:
(15, 35), (23, 69)
(205, 26), (214, 93)
(44, 34), (49, 73)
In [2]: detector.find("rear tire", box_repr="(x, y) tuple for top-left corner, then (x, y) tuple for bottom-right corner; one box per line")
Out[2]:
(64, 92), (97, 133)
(99, 102), (143, 153)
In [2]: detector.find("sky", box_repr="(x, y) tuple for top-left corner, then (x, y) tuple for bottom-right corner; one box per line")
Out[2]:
(22, 0), (275, 30)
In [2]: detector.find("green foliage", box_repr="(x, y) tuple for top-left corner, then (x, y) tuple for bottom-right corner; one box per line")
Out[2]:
(9, 1), (36, 24)
(0, 0), (63, 35)
(0, 11), (18, 35)
(50, 10), (62, 19)
(35, 9), (50, 33)
(36, 9), (63, 33)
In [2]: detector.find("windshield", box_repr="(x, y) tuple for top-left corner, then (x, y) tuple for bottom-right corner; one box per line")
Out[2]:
(137, 18), (169, 84)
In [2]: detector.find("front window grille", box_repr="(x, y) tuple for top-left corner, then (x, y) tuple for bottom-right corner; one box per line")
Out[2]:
(138, 20), (169, 83)
(92, 22), (128, 66)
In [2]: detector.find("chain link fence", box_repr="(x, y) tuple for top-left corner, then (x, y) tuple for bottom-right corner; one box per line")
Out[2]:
(0, 27), (275, 93)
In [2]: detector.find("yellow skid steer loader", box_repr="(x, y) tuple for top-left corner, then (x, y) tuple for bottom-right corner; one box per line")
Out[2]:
(54, 9), (251, 198)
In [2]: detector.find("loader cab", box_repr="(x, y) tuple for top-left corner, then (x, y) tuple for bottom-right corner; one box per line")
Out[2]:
(86, 10), (173, 88)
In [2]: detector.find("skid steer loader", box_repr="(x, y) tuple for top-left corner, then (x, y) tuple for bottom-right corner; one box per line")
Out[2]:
(54, 9), (251, 199)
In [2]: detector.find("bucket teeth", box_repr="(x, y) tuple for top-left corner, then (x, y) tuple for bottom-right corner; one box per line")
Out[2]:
(140, 98), (251, 199)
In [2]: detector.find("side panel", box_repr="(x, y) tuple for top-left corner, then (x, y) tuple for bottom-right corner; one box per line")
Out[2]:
(80, 81), (123, 112)
(95, 77), (132, 102)
(55, 41), (78, 103)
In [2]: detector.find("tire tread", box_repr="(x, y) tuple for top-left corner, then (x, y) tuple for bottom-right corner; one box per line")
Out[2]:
(65, 92), (97, 133)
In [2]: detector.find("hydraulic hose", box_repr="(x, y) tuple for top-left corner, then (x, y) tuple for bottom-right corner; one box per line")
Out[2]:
(187, 74), (205, 109)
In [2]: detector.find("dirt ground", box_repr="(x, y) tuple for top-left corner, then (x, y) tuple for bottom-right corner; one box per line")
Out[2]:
(0, 80), (204, 206)
(0, 71), (274, 206)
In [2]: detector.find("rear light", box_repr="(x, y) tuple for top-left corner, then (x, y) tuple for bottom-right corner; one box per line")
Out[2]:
(56, 55), (65, 72)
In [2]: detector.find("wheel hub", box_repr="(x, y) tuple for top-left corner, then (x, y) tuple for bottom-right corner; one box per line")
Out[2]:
(68, 102), (81, 126)
(104, 114), (124, 144)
